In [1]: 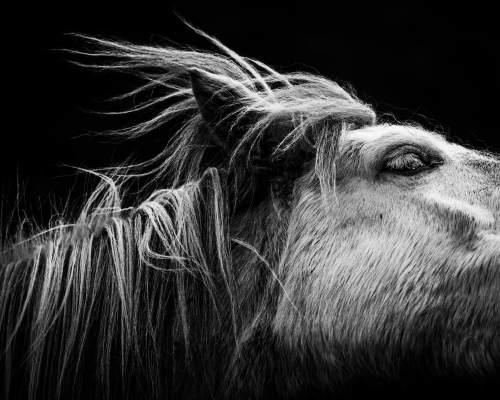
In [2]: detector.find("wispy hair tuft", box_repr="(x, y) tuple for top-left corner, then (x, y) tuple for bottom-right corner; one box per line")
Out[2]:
(1, 28), (375, 400)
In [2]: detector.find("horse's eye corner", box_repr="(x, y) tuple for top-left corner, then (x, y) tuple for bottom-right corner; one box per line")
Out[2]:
(382, 152), (443, 176)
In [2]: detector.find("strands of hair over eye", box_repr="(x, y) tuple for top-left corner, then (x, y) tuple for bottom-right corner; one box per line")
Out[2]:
(0, 27), (375, 400)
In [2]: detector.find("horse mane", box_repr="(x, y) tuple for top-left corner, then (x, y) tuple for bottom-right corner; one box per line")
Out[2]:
(0, 28), (375, 399)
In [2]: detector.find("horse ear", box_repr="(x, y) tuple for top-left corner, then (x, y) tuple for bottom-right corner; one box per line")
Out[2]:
(188, 67), (257, 128)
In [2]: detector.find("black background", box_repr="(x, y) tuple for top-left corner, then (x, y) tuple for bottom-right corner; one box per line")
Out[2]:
(2, 2), (498, 228)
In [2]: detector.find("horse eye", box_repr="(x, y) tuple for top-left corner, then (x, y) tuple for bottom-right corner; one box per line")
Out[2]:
(383, 153), (429, 175)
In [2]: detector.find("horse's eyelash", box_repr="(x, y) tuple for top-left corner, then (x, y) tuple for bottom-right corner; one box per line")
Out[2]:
(385, 153), (425, 170)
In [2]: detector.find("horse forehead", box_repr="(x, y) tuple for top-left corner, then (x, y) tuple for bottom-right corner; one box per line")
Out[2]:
(342, 124), (447, 150)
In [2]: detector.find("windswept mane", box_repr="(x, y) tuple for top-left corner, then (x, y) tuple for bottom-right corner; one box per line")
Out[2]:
(0, 29), (375, 400)
(68, 29), (374, 196)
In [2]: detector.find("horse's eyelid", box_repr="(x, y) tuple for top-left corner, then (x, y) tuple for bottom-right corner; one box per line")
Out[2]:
(382, 151), (443, 175)
(392, 150), (442, 165)
(384, 152), (424, 167)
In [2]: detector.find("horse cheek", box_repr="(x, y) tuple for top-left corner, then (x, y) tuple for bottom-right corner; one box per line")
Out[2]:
(273, 184), (500, 386)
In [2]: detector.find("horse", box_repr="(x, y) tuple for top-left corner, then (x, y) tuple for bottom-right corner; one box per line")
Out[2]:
(1, 28), (499, 400)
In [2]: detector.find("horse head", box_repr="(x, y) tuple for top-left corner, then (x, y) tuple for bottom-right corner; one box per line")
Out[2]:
(1, 32), (498, 399)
